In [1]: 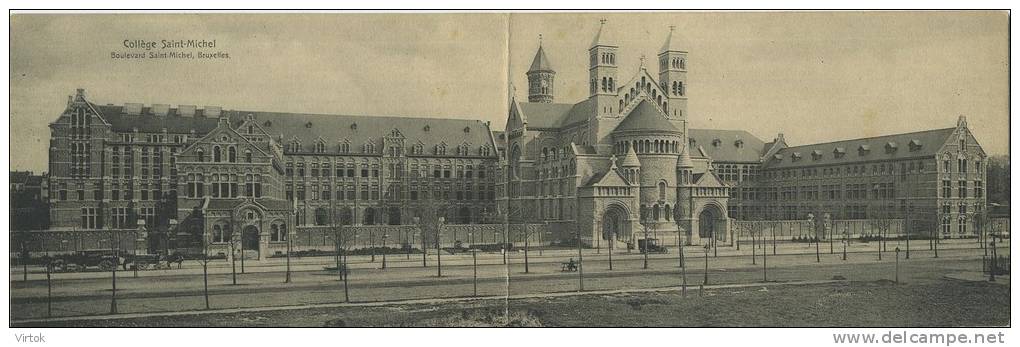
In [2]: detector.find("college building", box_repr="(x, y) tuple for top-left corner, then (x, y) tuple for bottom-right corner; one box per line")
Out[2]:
(38, 21), (988, 256)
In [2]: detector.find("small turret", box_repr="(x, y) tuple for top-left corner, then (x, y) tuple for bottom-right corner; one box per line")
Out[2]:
(526, 35), (556, 103)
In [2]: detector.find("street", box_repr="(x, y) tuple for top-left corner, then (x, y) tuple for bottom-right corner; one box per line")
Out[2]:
(9, 238), (1009, 322)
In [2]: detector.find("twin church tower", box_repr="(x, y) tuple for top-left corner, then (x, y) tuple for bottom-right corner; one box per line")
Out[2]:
(506, 21), (728, 247)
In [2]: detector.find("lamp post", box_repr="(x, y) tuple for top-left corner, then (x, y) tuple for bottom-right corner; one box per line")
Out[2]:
(577, 225), (584, 292)
(496, 231), (505, 265)
(471, 249), (479, 296)
(703, 242), (710, 285)
(894, 247), (900, 284)
(436, 217), (444, 277)
(989, 239), (997, 282)
(414, 217), (425, 267)
(608, 226), (615, 271)
(382, 234), (388, 270)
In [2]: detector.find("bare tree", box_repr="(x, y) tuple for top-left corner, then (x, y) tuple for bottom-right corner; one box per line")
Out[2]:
(507, 201), (541, 273)
(415, 199), (450, 275)
(868, 205), (895, 260)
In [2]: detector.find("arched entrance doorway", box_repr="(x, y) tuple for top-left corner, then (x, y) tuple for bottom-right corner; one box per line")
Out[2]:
(242, 225), (260, 258)
(602, 204), (628, 241)
(698, 205), (723, 241)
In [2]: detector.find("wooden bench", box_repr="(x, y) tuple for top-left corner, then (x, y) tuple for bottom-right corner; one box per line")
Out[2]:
(561, 262), (577, 272)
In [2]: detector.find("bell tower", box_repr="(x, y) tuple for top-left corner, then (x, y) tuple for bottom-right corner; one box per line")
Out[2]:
(588, 19), (619, 116)
(658, 26), (688, 120)
(526, 35), (556, 103)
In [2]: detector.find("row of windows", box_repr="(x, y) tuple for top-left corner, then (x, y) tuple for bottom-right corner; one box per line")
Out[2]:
(765, 160), (929, 181)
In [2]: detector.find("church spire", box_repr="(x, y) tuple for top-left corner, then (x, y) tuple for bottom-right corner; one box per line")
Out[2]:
(526, 34), (556, 103)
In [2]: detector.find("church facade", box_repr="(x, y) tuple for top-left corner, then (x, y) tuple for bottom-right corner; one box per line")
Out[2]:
(502, 21), (988, 247)
(504, 23), (731, 248)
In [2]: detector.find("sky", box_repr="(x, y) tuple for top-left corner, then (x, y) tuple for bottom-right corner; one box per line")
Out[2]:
(9, 12), (1009, 173)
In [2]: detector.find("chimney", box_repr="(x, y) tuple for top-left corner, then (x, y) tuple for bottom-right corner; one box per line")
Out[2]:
(151, 104), (170, 116)
(178, 105), (196, 117)
(204, 106), (222, 118)
(124, 103), (144, 115)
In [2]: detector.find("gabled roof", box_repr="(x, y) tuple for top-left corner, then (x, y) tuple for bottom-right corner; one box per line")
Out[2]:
(765, 128), (955, 169)
(584, 164), (632, 187)
(613, 100), (680, 133)
(693, 171), (726, 188)
(516, 99), (593, 129)
(90, 104), (495, 157)
(688, 129), (766, 163)
(528, 45), (554, 73)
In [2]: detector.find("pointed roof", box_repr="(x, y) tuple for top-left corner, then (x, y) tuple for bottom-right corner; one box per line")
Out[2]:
(660, 26), (685, 53)
(677, 146), (694, 168)
(620, 145), (641, 167)
(590, 20), (616, 48)
(528, 45), (554, 73)
(613, 100), (681, 133)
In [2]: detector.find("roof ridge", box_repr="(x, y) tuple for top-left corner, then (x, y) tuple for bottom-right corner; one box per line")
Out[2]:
(779, 127), (955, 150)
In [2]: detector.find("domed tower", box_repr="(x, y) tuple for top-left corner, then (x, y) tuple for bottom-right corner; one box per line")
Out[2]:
(658, 26), (688, 121)
(526, 37), (555, 103)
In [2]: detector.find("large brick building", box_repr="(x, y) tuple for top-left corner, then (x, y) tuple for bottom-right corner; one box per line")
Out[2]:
(47, 89), (499, 257)
(41, 21), (988, 256)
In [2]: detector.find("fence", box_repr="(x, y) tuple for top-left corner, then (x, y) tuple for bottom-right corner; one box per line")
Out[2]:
(982, 255), (1010, 275)
(731, 219), (907, 243)
(291, 223), (552, 251)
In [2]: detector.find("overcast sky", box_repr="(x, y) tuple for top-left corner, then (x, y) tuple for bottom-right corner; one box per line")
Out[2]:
(10, 12), (1008, 173)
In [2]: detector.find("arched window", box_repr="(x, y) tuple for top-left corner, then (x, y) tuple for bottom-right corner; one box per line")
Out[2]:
(653, 204), (660, 220)
(658, 181), (667, 200)
(315, 142), (325, 153)
(197, 149), (205, 162)
(678, 81), (685, 96)
(601, 77), (607, 92)
(228, 146), (237, 163)
(608, 77), (614, 90)
(213, 146), (222, 162)
(245, 150), (253, 163)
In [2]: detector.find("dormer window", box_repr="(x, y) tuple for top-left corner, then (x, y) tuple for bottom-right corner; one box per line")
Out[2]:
(858, 144), (871, 156)
(288, 141), (300, 153)
(339, 141), (351, 154)
(811, 150), (823, 161)
(350, 123), (357, 130)
(712, 139), (722, 147)
(734, 140), (744, 148)
(833, 147), (846, 158)
(315, 142), (326, 153)
(412, 143), (424, 155)
(885, 142), (898, 154)
(791, 152), (802, 162)
(463, 126), (471, 133)
(304, 122), (313, 128)
(908, 139), (923, 152)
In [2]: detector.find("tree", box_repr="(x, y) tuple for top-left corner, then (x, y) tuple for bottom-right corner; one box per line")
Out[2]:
(507, 201), (541, 273)
(331, 211), (355, 302)
(182, 207), (212, 310)
(415, 198), (450, 274)
(868, 205), (896, 260)
(986, 155), (1009, 205)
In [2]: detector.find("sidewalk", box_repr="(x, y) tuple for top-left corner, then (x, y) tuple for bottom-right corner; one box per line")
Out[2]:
(10, 238), (1001, 281)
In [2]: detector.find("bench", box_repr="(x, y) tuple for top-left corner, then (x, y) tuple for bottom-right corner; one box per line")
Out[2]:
(561, 262), (577, 272)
